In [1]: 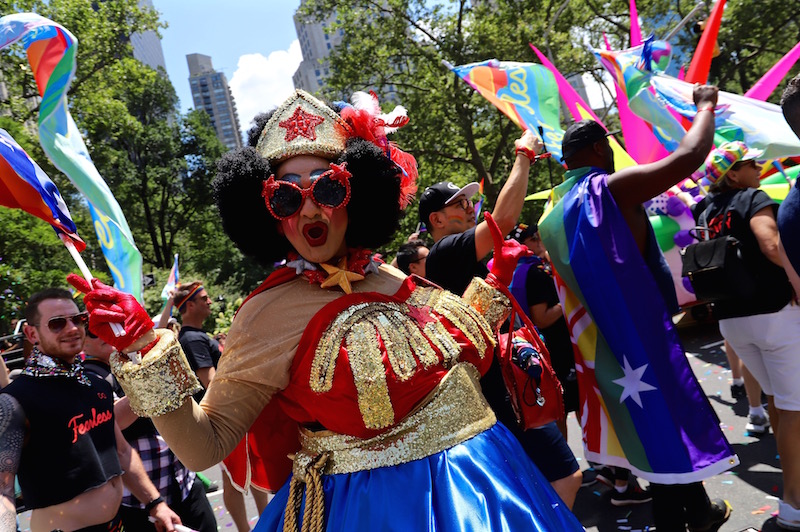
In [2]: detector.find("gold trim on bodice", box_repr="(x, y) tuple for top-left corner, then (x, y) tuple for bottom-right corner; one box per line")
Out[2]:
(294, 362), (496, 480)
(310, 285), (496, 430)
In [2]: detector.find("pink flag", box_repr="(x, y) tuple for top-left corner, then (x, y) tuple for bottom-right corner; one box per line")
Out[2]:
(629, 0), (642, 46)
(530, 44), (637, 169)
(745, 41), (800, 101)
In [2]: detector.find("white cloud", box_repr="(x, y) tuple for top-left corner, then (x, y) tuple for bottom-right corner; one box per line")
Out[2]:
(229, 40), (302, 136)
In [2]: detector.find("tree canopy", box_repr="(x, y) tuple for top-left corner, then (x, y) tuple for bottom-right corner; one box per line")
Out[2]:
(1, 0), (798, 331)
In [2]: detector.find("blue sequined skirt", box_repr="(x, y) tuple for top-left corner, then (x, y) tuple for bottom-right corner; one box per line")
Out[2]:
(253, 421), (583, 531)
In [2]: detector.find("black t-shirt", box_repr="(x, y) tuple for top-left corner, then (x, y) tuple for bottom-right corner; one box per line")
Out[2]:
(693, 188), (791, 319)
(2, 373), (121, 508)
(178, 326), (221, 401)
(425, 227), (489, 295)
(178, 326), (221, 371)
(84, 358), (156, 441)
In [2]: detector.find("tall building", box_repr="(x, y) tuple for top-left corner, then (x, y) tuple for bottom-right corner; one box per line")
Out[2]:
(292, 0), (342, 94)
(131, 0), (167, 73)
(186, 53), (243, 150)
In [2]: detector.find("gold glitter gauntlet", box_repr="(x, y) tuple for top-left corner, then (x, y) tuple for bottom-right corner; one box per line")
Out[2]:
(462, 277), (511, 331)
(111, 329), (203, 418)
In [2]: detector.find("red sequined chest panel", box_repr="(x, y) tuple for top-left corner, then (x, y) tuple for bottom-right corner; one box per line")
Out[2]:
(277, 276), (496, 439)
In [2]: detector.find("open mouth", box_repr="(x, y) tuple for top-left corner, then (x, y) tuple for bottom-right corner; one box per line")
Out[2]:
(303, 221), (328, 246)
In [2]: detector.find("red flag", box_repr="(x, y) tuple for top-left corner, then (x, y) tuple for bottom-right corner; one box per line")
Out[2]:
(685, 0), (726, 84)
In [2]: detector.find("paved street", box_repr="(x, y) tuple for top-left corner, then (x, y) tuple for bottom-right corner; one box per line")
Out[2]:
(571, 315), (783, 532)
(16, 316), (785, 531)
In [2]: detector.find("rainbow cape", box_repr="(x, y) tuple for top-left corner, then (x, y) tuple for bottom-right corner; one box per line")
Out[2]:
(0, 13), (143, 302)
(539, 168), (738, 483)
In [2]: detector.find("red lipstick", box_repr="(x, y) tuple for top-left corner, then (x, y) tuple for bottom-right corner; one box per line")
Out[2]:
(303, 221), (328, 246)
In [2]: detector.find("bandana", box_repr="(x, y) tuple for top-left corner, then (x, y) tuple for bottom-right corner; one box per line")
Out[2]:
(21, 346), (91, 386)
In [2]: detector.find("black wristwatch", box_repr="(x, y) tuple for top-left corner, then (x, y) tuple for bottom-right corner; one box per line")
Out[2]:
(144, 495), (165, 513)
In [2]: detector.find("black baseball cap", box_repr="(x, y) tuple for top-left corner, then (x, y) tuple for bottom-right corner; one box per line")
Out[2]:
(561, 119), (610, 161)
(418, 181), (480, 228)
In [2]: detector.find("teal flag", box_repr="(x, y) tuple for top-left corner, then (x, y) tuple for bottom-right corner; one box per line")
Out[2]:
(0, 13), (143, 302)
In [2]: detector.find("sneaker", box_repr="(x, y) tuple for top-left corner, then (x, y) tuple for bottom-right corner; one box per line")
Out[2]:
(594, 466), (615, 487)
(581, 468), (598, 487)
(203, 481), (220, 494)
(688, 498), (732, 532)
(610, 483), (652, 506)
(731, 382), (746, 399)
(746, 413), (770, 435)
(777, 501), (800, 530)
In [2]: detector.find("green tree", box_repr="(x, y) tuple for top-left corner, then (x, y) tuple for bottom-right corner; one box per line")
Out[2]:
(298, 0), (799, 259)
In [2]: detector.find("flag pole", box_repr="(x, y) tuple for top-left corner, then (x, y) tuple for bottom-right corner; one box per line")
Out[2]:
(61, 234), (93, 283)
(61, 235), (125, 337)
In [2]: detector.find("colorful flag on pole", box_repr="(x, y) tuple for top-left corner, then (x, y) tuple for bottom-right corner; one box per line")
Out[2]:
(593, 38), (800, 160)
(539, 168), (738, 482)
(448, 59), (566, 161)
(529, 45), (637, 171)
(0, 128), (85, 249)
(161, 254), (179, 301)
(473, 178), (485, 222)
(602, 0), (671, 165)
(0, 13), (143, 302)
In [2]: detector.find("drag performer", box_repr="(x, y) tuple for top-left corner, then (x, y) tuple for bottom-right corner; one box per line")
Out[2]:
(70, 90), (582, 530)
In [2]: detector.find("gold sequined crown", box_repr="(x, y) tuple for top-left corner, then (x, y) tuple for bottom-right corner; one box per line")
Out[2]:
(256, 90), (351, 164)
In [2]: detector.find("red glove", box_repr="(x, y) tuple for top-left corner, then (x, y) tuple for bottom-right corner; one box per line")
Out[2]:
(67, 274), (153, 352)
(484, 212), (529, 288)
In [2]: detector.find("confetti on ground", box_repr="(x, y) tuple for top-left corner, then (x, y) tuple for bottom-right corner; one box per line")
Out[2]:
(722, 480), (733, 484)
(767, 495), (780, 500)
(593, 490), (602, 497)
(617, 518), (629, 523)
(752, 504), (772, 515)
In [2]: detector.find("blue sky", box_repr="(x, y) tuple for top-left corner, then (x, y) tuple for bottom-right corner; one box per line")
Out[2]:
(154, 0), (303, 134)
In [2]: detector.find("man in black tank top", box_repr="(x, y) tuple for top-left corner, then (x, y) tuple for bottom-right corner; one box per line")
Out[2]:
(0, 288), (181, 532)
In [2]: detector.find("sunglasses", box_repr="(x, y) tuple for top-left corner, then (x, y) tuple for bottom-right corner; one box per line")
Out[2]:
(262, 162), (352, 220)
(445, 198), (474, 211)
(36, 312), (89, 333)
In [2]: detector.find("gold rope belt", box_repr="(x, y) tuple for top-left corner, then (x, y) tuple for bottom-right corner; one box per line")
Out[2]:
(282, 362), (496, 532)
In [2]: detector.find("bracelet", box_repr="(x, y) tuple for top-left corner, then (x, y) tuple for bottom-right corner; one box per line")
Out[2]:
(696, 106), (715, 113)
(144, 495), (164, 513)
(515, 146), (551, 163)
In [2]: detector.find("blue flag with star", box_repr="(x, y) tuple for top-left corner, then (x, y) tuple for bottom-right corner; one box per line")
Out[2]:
(539, 167), (738, 483)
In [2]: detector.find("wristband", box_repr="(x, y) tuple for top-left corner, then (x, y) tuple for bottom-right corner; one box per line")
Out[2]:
(515, 146), (550, 163)
(696, 106), (715, 113)
(144, 495), (164, 513)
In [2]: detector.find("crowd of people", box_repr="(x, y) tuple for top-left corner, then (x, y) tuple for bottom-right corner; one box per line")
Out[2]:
(0, 71), (799, 532)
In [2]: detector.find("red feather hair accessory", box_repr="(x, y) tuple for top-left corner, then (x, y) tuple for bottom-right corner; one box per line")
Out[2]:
(341, 91), (417, 209)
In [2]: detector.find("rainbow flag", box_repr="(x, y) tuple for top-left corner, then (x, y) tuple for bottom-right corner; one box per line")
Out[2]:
(0, 129), (85, 249)
(161, 254), (179, 301)
(448, 60), (565, 161)
(594, 37), (800, 161)
(539, 168), (738, 483)
(0, 13), (143, 302)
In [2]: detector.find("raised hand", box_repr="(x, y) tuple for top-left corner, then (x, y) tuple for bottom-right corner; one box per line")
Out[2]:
(693, 83), (718, 110)
(67, 274), (153, 352)
(484, 212), (529, 287)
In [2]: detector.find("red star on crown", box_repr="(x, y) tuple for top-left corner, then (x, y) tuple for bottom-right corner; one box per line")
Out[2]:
(279, 106), (325, 142)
